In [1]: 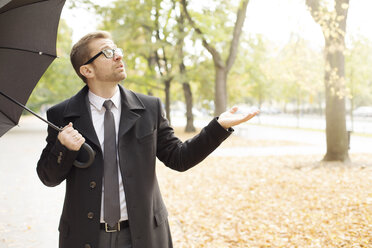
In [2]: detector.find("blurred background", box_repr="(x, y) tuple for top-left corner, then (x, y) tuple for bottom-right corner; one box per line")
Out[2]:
(29, 0), (372, 136)
(1, 0), (372, 247)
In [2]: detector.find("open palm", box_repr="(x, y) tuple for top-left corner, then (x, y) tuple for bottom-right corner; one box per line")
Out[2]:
(218, 106), (259, 129)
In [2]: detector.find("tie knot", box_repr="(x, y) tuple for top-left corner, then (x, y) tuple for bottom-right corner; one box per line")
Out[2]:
(103, 100), (114, 111)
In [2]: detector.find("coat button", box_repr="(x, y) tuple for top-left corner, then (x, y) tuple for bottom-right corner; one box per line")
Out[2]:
(84, 244), (91, 248)
(57, 152), (63, 164)
(89, 181), (96, 189)
(87, 212), (94, 219)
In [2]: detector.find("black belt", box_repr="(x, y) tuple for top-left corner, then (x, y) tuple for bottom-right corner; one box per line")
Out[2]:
(100, 220), (129, 232)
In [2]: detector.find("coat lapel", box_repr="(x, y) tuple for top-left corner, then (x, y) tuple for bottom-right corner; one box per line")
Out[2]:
(61, 85), (145, 149)
(118, 85), (145, 138)
(62, 86), (101, 151)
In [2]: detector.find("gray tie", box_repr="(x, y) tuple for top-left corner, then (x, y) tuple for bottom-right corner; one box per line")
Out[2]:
(103, 100), (120, 227)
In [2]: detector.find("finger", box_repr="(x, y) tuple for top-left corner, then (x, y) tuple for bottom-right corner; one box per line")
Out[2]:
(73, 137), (85, 151)
(73, 136), (83, 144)
(243, 111), (259, 121)
(67, 136), (85, 151)
(234, 111), (255, 123)
(61, 126), (74, 135)
(73, 134), (84, 143)
(62, 122), (73, 130)
(65, 126), (80, 137)
(229, 106), (238, 114)
(70, 129), (79, 137)
(75, 133), (83, 139)
(78, 137), (86, 145)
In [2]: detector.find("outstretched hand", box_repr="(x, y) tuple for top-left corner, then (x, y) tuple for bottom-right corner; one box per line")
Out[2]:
(217, 106), (259, 129)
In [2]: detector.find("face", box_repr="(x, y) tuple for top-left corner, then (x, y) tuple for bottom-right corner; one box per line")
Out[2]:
(83, 38), (127, 84)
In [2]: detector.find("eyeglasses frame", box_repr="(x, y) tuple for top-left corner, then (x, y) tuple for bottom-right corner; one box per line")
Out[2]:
(83, 48), (123, 65)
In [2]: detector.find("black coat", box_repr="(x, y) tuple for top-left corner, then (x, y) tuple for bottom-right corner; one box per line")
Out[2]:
(37, 85), (232, 248)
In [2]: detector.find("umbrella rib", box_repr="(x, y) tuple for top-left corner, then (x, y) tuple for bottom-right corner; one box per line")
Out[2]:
(0, 0), (49, 15)
(0, 46), (56, 58)
(0, 109), (18, 126)
(0, 90), (62, 132)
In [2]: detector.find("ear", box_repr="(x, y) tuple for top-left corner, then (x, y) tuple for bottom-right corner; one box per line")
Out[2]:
(80, 65), (94, 79)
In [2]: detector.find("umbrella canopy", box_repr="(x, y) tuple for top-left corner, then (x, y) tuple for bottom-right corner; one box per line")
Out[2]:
(0, 0), (95, 168)
(0, 0), (65, 136)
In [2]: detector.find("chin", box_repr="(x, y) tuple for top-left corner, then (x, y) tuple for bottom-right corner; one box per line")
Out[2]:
(121, 72), (127, 80)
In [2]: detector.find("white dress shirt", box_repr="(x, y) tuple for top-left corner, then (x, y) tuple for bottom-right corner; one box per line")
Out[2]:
(88, 86), (128, 222)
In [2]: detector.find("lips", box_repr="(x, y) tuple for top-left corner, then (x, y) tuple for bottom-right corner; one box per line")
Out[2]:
(115, 63), (124, 71)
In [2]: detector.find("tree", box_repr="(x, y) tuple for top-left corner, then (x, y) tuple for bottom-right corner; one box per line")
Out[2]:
(95, 0), (178, 123)
(174, 0), (196, 132)
(306, 0), (350, 162)
(96, 0), (202, 128)
(181, 0), (250, 116)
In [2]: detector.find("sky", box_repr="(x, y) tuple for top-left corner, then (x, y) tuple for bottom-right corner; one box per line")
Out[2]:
(244, 0), (372, 48)
(61, 0), (372, 49)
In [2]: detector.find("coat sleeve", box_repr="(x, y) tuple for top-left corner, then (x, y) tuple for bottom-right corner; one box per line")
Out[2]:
(36, 108), (78, 187)
(155, 98), (233, 172)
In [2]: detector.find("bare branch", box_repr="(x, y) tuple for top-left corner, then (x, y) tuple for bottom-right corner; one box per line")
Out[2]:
(180, 0), (224, 68)
(226, 0), (249, 72)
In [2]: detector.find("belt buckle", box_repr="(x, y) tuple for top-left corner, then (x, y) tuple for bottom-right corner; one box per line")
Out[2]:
(105, 222), (120, 232)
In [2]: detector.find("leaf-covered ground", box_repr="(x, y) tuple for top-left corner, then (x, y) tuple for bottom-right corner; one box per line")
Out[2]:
(156, 128), (372, 248)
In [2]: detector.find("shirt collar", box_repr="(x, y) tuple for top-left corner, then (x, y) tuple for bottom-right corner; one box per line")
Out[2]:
(88, 86), (121, 111)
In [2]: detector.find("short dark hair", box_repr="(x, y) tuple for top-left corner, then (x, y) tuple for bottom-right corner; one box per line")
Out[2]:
(70, 31), (112, 83)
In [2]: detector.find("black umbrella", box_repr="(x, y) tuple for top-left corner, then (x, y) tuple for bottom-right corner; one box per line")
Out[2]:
(0, 0), (95, 168)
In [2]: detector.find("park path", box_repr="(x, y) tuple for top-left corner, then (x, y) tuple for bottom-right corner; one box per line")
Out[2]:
(0, 115), (371, 247)
(215, 123), (372, 157)
(0, 117), (63, 247)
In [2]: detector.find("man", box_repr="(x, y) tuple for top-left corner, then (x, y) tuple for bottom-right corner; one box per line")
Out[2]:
(37, 31), (258, 248)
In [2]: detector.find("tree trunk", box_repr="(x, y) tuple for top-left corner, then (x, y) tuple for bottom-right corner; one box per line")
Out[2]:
(214, 66), (228, 116)
(323, 41), (349, 161)
(176, 3), (196, 132)
(164, 79), (172, 125)
(182, 82), (196, 132)
(306, 0), (350, 162)
(181, 0), (250, 117)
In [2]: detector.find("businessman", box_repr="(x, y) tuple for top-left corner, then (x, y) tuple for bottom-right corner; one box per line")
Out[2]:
(37, 31), (258, 248)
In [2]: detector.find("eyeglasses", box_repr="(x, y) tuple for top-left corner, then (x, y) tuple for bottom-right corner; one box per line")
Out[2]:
(83, 48), (124, 65)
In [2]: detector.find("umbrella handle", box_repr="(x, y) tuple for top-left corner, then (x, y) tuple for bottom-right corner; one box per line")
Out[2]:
(0, 91), (96, 168)
(73, 142), (96, 169)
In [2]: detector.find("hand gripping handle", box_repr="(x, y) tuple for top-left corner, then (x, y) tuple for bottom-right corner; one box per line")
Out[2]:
(0, 90), (96, 169)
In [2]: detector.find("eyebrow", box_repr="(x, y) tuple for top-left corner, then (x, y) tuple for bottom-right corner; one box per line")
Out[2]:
(100, 45), (117, 50)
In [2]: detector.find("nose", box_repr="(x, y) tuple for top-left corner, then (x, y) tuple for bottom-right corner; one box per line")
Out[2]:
(114, 52), (122, 61)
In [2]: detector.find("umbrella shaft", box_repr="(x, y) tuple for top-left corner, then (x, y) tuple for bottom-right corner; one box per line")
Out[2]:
(0, 90), (62, 132)
(0, 47), (56, 57)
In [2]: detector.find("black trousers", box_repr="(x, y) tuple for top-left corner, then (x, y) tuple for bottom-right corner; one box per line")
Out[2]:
(98, 226), (132, 248)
